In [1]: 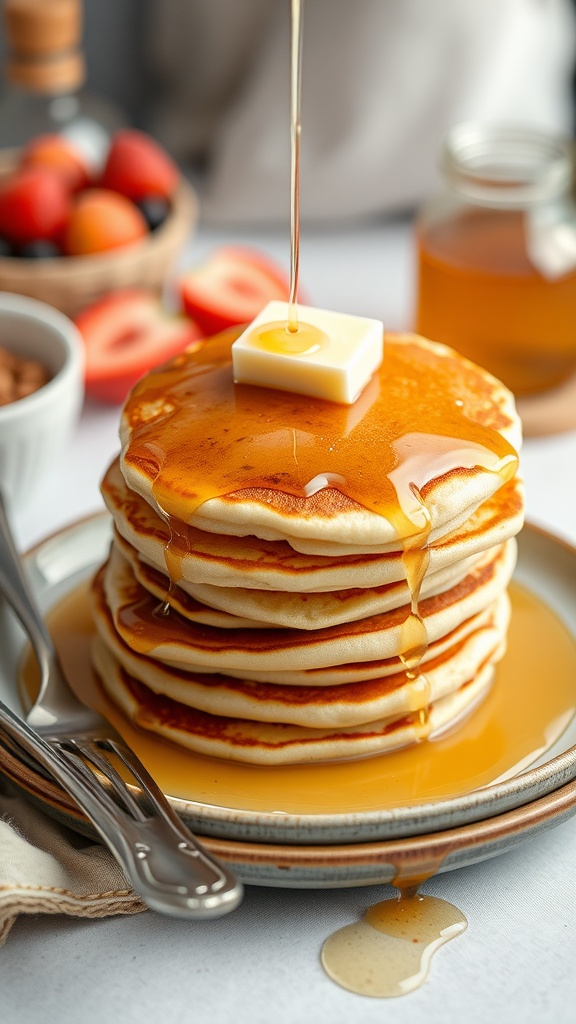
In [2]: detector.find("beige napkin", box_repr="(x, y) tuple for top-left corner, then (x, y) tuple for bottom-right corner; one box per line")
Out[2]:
(0, 780), (145, 946)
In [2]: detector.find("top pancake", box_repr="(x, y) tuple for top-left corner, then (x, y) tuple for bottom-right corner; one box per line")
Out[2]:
(118, 331), (521, 553)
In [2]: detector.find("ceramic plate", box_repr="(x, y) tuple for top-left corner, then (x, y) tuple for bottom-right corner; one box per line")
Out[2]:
(2, 733), (576, 888)
(1, 514), (576, 859)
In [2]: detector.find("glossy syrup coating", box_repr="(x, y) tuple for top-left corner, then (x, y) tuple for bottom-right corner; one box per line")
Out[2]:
(121, 330), (519, 536)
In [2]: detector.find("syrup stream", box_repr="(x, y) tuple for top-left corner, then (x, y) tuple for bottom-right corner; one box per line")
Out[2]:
(288, 0), (304, 333)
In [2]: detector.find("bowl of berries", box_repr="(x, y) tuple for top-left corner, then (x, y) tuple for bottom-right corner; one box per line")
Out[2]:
(0, 129), (197, 317)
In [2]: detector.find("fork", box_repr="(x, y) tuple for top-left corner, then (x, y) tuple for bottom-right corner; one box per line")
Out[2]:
(0, 492), (243, 918)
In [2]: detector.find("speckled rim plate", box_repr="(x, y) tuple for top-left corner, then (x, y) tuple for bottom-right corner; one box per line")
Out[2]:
(2, 732), (576, 888)
(1, 514), (576, 853)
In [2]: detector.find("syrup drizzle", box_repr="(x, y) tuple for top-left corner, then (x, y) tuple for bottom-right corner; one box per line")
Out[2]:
(321, 856), (467, 998)
(157, 509), (191, 615)
(288, 0), (304, 334)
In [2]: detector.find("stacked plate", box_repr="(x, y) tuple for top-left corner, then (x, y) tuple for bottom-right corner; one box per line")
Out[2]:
(1, 511), (576, 887)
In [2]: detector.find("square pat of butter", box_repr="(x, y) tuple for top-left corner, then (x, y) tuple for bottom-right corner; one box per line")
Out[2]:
(232, 301), (384, 404)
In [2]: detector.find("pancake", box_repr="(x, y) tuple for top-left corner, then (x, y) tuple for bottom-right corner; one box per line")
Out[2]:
(113, 528), (484, 631)
(92, 570), (509, 728)
(118, 332), (521, 554)
(102, 457), (524, 593)
(113, 530), (272, 630)
(92, 556), (507, 685)
(92, 636), (496, 765)
(90, 327), (523, 765)
(98, 538), (516, 674)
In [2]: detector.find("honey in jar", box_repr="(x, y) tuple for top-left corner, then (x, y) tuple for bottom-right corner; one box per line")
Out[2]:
(415, 123), (576, 396)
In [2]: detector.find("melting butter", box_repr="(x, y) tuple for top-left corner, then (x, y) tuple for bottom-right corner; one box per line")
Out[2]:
(232, 300), (384, 404)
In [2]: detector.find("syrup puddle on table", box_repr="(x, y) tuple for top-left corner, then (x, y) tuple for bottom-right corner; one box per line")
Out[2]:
(321, 854), (469, 998)
(321, 884), (467, 998)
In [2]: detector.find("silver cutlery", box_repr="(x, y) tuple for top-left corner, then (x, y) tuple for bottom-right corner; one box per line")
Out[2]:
(0, 492), (243, 918)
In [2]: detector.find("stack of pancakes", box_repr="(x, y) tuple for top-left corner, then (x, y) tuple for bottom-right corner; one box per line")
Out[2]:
(91, 331), (523, 764)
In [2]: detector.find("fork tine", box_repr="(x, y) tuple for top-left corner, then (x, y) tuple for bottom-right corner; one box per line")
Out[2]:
(58, 737), (149, 820)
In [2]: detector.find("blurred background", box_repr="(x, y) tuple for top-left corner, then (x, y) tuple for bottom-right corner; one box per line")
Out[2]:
(2, 0), (574, 225)
(2, 0), (576, 435)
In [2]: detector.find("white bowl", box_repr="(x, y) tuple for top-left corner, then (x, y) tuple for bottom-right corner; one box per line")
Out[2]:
(0, 292), (84, 510)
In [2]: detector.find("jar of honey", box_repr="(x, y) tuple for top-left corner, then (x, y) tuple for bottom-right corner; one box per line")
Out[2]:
(415, 123), (576, 395)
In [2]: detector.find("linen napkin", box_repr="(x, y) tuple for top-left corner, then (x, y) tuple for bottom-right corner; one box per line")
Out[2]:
(0, 779), (145, 946)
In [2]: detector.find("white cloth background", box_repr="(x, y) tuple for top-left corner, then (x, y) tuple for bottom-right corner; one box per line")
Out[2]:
(147, 0), (576, 223)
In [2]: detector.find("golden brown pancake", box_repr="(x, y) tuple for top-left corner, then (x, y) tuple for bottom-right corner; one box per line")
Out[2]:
(112, 528), (484, 631)
(91, 569), (509, 729)
(118, 333), (521, 554)
(98, 539), (516, 675)
(102, 457), (524, 592)
(90, 329), (523, 764)
(92, 636), (496, 765)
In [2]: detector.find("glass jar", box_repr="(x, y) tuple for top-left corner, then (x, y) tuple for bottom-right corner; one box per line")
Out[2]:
(415, 123), (576, 395)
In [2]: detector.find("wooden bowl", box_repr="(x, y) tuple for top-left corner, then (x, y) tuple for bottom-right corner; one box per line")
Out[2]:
(0, 152), (198, 317)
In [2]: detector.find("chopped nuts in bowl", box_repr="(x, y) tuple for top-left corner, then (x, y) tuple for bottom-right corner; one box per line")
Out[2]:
(0, 292), (84, 510)
(0, 345), (50, 406)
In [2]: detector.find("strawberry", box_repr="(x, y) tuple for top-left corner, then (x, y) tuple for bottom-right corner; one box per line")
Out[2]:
(100, 129), (179, 202)
(63, 189), (148, 256)
(179, 247), (291, 335)
(20, 133), (91, 192)
(0, 167), (71, 245)
(75, 289), (203, 404)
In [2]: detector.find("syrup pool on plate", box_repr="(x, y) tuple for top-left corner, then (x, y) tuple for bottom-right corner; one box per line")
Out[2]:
(19, 577), (576, 815)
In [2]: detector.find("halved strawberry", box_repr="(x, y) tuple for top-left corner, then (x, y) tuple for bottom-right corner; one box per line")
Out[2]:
(179, 247), (292, 335)
(75, 289), (203, 404)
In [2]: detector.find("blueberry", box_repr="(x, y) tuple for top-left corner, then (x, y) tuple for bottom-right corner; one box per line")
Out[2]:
(136, 196), (170, 232)
(14, 240), (61, 259)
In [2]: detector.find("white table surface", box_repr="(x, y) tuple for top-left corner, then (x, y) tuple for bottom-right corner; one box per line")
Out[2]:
(2, 219), (576, 1024)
